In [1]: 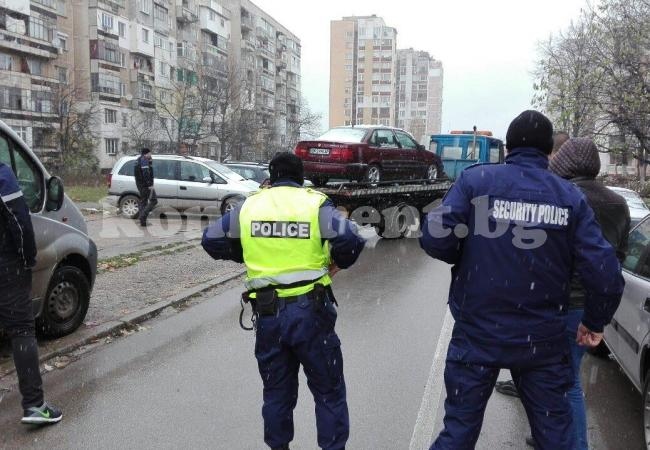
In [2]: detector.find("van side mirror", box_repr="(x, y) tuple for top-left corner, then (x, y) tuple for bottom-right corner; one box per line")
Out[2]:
(417, 144), (426, 151)
(46, 176), (65, 212)
(202, 176), (213, 184)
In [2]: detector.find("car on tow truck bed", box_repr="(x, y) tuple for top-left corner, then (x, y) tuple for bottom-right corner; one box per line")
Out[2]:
(294, 125), (445, 186)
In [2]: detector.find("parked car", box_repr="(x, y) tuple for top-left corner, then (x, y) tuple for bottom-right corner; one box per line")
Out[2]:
(224, 162), (270, 184)
(430, 131), (505, 180)
(607, 186), (650, 227)
(603, 215), (650, 444)
(107, 155), (260, 218)
(0, 120), (97, 338)
(294, 125), (445, 186)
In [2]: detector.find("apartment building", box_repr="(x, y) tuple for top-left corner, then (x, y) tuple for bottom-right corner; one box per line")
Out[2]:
(1, 0), (301, 171)
(329, 15), (443, 142)
(0, 0), (71, 161)
(226, 0), (301, 157)
(329, 15), (397, 128)
(395, 48), (443, 143)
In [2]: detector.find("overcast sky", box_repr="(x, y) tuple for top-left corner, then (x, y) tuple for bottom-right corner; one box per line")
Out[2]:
(253, 0), (588, 140)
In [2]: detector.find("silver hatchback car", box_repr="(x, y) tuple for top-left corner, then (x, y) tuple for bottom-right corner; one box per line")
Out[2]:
(0, 120), (97, 338)
(604, 215), (650, 444)
(107, 155), (260, 218)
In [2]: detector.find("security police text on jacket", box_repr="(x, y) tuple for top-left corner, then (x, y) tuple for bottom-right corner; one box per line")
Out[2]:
(419, 111), (625, 450)
(201, 153), (365, 450)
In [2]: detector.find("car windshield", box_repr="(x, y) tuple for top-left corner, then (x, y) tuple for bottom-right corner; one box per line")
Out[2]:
(613, 189), (649, 210)
(317, 128), (367, 143)
(204, 161), (247, 182)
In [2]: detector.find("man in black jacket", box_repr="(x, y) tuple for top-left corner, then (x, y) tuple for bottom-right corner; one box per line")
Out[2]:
(0, 162), (62, 425)
(134, 148), (156, 227)
(495, 138), (630, 449)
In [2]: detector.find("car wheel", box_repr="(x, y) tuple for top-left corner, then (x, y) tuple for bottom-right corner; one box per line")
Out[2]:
(221, 196), (243, 216)
(364, 165), (382, 184)
(119, 195), (140, 219)
(311, 177), (329, 187)
(36, 266), (90, 338)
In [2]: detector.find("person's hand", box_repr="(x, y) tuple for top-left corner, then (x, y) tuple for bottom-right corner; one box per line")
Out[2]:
(576, 323), (603, 347)
(329, 263), (341, 277)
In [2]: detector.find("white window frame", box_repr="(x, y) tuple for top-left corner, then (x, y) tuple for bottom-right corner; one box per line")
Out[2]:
(105, 108), (117, 124)
(105, 138), (119, 155)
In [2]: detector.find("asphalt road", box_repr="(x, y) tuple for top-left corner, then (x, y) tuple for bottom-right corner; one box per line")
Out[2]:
(0, 237), (644, 449)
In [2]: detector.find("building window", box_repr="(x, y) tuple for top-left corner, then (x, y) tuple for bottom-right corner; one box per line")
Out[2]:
(122, 113), (128, 127)
(105, 109), (117, 124)
(57, 66), (67, 83)
(26, 58), (43, 75)
(101, 13), (113, 30)
(140, 0), (152, 15)
(0, 53), (12, 71)
(15, 126), (28, 142)
(142, 28), (150, 44)
(57, 36), (67, 51)
(118, 22), (126, 38)
(105, 138), (119, 155)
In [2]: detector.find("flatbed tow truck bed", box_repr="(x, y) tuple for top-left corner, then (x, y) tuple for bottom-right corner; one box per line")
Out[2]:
(314, 178), (453, 238)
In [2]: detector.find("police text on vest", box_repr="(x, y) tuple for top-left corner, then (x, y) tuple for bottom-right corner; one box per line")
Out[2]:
(251, 221), (311, 239)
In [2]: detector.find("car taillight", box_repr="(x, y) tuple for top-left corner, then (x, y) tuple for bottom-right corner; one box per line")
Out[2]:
(294, 144), (309, 158)
(331, 147), (355, 162)
(107, 173), (112, 189)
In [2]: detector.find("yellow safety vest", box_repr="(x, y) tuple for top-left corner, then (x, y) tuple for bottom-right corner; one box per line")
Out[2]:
(239, 186), (332, 297)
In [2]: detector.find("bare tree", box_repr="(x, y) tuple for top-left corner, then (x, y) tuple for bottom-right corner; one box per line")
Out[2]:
(286, 97), (322, 150)
(50, 79), (100, 181)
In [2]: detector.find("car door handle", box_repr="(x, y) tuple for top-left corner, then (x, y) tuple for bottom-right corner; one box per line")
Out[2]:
(644, 298), (650, 313)
(180, 186), (187, 190)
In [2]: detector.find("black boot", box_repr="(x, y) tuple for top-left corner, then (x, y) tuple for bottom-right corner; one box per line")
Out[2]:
(271, 445), (289, 450)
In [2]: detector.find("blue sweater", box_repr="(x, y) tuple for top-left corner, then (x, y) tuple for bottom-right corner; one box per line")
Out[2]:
(420, 148), (624, 346)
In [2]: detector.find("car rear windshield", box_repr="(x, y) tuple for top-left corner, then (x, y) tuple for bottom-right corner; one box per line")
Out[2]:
(317, 128), (367, 143)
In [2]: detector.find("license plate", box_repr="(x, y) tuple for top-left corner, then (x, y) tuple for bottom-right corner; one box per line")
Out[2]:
(309, 148), (330, 155)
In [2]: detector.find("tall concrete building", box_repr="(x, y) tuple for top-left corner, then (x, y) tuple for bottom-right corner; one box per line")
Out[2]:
(329, 15), (443, 141)
(395, 48), (443, 143)
(1, 0), (300, 171)
(329, 15), (397, 128)
(0, 0), (72, 160)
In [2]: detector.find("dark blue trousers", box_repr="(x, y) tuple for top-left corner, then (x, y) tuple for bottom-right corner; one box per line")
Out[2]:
(431, 325), (574, 450)
(255, 293), (348, 450)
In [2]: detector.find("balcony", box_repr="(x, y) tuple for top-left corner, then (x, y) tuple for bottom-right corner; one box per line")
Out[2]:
(133, 82), (154, 101)
(0, 86), (57, 116)
(0, 20), (58, 59)
(241, 14), (253, 31)
(154, 17), (171, 35)
(256, 26), (269, 41)
(90, 39), (122, 66)
(176, 4), (199, 23)
(31, 0), (57, 13)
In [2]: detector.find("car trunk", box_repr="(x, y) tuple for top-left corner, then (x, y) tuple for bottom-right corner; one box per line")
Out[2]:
(294, 141), (362, 163)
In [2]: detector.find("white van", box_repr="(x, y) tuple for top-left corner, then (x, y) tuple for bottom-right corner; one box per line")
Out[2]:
(0, 120), (97, 338)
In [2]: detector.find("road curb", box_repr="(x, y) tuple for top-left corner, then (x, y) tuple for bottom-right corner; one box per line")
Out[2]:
(0, 270), (246, 379)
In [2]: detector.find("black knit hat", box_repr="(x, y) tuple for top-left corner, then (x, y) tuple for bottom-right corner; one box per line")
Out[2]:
(141, 147), (151, 155)
(269, 152), (304, 185)
(506, 110), (554, 154)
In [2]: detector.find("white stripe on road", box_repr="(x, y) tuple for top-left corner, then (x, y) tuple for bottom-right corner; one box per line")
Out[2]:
(409, 308), (454, 450)
(1, 190), (23, 202)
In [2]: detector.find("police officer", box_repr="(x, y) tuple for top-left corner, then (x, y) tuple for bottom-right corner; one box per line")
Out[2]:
(201, 152), (365, 450)
(134, 148), (156, 227)
(419, 110), (624, 450)
(0, 161), (62, 425)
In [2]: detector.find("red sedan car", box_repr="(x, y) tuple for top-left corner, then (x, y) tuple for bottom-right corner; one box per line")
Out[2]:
(294, 126), (444, 186)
